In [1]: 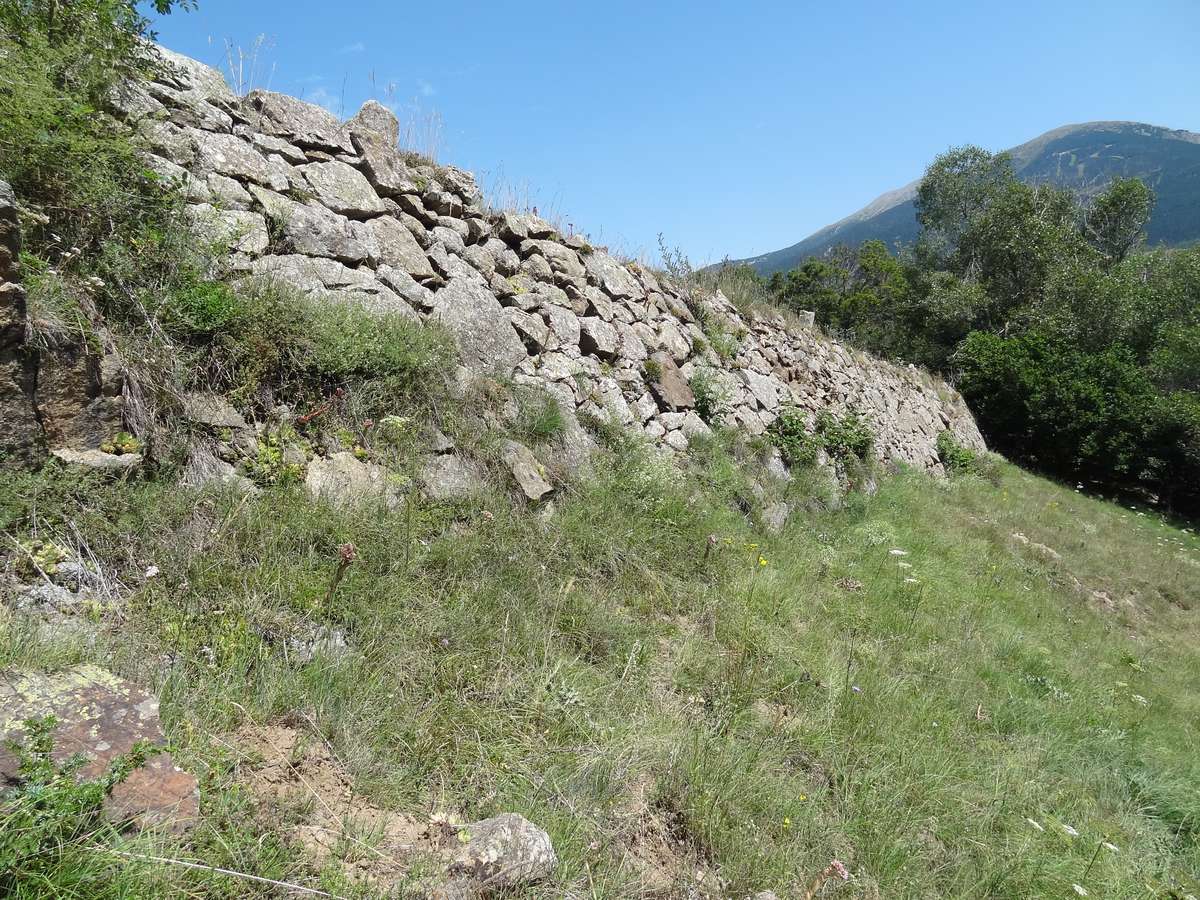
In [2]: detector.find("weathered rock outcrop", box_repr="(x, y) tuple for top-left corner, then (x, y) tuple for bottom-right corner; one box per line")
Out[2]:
(0, 665), (200, 833)
(11, 46), (985, 476)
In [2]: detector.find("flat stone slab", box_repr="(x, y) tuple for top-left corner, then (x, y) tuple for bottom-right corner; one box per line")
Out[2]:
(0, 665), (199, 833)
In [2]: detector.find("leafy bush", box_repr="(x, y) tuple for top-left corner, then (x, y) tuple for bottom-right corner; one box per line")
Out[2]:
(159, 281), (247, 337)
(767, 407), (820, 467)
(936, 430), (977, 472)
(814, 409), (874, 461)
(0, 1), (194, 258)
(690, 367), (729, 426)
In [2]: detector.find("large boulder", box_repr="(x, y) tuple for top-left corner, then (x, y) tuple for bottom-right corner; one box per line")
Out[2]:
(431, 278), (528, 376)
(243, 90), (353, 153)
(0, 666), (199, 833)
(297, 160), (386, 218)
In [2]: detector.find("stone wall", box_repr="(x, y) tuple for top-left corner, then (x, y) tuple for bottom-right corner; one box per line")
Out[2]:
(113, 46), (984, 472)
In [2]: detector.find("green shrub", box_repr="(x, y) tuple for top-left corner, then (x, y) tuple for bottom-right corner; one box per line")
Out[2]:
(159, 281), (247, 337)
(690, 367), (729, 426)
(767, 407), (820, 467)
(936, 430), (977, 472)
(0, 1), (194, 259)
(643, 358), (663, 381)
(814, 409), (874, 461)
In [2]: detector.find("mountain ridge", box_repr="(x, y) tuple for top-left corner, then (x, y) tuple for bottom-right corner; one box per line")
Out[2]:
(737, 121), (1200, 275)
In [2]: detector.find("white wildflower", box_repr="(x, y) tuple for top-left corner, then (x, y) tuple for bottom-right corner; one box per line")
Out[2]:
(1072, 885), (1088, 897)
(1026, 818), (1044, 831)
(889, 549), (908, 557)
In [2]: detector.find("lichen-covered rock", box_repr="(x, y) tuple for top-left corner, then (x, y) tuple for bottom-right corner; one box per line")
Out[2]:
(0, 665), (199, 833)
(191, 129), (287, 190)
(347, 99), (399, 149)
(448, 813), (557, 888)
(501, 440), (552, 500)
(419, 454), (487, 502)
(186, 204), (269, 254)
(366, 216), (435, 279)
(431, 278), (528, 376)
(305, 451), (401, 509)
(243, 89), (353, 153)
(297, 160), (386, 218)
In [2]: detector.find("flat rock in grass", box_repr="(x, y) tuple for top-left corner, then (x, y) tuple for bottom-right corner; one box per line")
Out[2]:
(419, 454), (487, 502)
(50, 448), (142, 473)
(448, 813), (557, 888)
(0, 665), (199, 834)
(182, 393), (248, 430)
(305, 451), (402, 510)
(501, 440), (553, 500)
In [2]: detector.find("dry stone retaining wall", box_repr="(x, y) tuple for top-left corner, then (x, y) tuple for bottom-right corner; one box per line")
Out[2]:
(107, 46), (982, 473)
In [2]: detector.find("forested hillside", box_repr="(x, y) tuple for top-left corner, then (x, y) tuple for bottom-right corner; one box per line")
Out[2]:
(739, 122), (1200, 276)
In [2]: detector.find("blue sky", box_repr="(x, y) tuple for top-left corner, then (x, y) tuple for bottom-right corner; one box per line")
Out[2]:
(151, 0), (1200, 265)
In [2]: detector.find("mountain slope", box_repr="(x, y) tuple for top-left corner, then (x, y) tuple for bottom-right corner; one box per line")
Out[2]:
(740, 121), (1200, 275)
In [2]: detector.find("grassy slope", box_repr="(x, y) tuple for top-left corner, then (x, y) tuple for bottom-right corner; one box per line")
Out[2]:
(1, 438), (1198, 898)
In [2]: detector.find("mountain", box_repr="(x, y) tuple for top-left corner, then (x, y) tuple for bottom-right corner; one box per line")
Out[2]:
(738, 121), (1200, 276)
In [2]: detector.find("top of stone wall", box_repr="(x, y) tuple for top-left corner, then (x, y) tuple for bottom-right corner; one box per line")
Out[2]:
(115, 45), (984, 473)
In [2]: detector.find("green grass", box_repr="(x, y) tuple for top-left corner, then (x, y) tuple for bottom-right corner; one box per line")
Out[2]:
(2, 433), (1198, 898)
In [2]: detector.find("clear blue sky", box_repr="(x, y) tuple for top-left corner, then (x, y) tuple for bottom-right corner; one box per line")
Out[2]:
(151, 0), (1200, 265)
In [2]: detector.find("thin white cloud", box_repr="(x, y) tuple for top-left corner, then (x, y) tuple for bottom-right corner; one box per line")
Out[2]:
(340, 41), (366, 54)
(417, 78), (436, 98)
(304, 86), (340, 115)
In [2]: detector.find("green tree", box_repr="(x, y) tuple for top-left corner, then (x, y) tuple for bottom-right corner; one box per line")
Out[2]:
(1082, 176), (1155, 267)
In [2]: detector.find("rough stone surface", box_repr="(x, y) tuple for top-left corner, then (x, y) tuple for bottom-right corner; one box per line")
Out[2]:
(648, 352), (695, 412)
(419, 455), (486, 502)
(306, 452), (401, 509)
(51, 448), (142, 472)
(243, 90), (353, 153)
(297, 160), (386, 218)
(501, 441), (553, 500)
(431, 278), (528, 376)
(63, 45), (985, 476)
(448, 813), (557, 888)
(0, 665), (199, 833)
